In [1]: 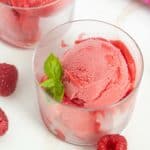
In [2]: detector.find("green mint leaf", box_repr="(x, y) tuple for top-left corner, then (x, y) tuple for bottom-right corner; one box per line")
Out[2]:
(48, 81), (64, 102)
(41, 53), (64, 102)
(40, 78), (55, 89)
(44, 53), (63, 80)
(54, 81), (64, 101)
(45, 80), (64, 102)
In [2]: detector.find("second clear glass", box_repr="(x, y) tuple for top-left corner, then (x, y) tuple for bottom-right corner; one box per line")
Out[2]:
(0, 0), (74, 48)
(33, 20), (143, 146)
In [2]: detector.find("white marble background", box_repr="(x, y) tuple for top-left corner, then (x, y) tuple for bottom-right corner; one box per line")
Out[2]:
(0, 0), (150, 149)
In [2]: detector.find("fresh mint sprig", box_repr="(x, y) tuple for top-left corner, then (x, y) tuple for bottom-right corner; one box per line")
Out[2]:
(40, 54), (64, 102)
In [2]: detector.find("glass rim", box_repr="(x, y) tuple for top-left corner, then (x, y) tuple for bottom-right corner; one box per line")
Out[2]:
(0, 0), (62, 10)
(32, 19), (144, 111)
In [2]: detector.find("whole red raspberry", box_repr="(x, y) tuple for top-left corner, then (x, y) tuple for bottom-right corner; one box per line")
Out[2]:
(97, 134), (127, 150)
(0, 108), (8, 136)
(0, 63), (18, 96)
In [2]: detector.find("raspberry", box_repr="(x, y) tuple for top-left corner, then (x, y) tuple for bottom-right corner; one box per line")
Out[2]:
(0, 63), (18, 96)
(0, 108), (8, 136)
(97, 134), (127, 150)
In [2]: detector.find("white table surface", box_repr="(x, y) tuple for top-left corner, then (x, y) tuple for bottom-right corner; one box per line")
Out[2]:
(0, 0), (150, 149)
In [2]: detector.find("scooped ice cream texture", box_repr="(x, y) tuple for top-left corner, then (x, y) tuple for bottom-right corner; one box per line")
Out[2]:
(0, 0), (55, 7)
(62, 38), (136, 108)
(0, 0), (69, 9)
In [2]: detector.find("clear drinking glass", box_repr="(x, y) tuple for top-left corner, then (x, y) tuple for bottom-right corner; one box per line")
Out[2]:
(0, 0), (74, 48)
(33, 20), (144, 146)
